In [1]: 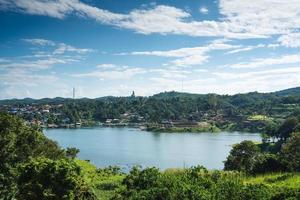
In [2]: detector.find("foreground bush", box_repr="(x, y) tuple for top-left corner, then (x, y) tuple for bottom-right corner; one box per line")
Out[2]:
(224, 140), (260, 173)
(280, 132), (300, 172)
(17, 157), (97, 200)
(0, 114), (97, 199)
(0, 113), (65, 198)
(114, 166), (294, 200)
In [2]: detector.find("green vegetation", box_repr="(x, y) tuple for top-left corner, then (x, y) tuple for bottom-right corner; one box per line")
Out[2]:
(75, 160), (125, 200)
(88, 166), (300, 200)
(1, 107), (300, 199)
(17, 158), (96, 200)
(146, 123), (221, 133)
(0, 113), (96, 199)
(248, 115), (273, 122)
(1, 87), (299, 132)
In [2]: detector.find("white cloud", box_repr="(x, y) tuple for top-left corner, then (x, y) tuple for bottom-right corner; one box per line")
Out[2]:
(23, 38), (56, 46)
(144, 67), (300, 95)
(53, 43), (93, 54)
(0, 69), (58, 86)
(213, 67), (300, 80)
(0, 68), (71, 99)
(23, 38), (93, 54)
(229, 54), (300, 69)
(226, 44), (265, 54)
(0, 58), (9, 63)
(0, 57), (74, 70)
(149, 68), (191, 79)
(219, 0), (300, 37)
(124, 40), (239, 66)
(96, 64), (118, 69)
(3, 0), (300, 39)
(72, 67), (147, 80)
(278, 33), (300, 48)
(199, 7), (208, 14)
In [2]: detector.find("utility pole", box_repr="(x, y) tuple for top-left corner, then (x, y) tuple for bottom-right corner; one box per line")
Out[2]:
(73, 87), (75, 100)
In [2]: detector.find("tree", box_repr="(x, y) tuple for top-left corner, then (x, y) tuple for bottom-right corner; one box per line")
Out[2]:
(252, 153), (284, 174)
(66, 147), (80, 159)
(224, 140), (260, 173)
(277, 117), (299, 140)
(122, 167), (161, 190)
(208, 94), (218, 112)
(280, 132), (300, 171)
(17, 157), (96, 200)
(0, 113), (65, 199)
(264, 121), (279, 140)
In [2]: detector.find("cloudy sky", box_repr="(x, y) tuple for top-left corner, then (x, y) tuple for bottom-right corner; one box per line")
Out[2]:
(0, 0), (300, 99)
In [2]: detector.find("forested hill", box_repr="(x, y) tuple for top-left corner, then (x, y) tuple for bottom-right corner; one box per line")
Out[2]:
(1, 87), (300, 104)
(273, 87), (300, 96)
(0, 87), (299, 132)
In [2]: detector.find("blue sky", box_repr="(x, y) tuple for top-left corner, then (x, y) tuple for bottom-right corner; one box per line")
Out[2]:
(0, 0), (300, 99)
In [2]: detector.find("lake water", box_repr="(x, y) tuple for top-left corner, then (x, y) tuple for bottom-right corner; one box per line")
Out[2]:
(44, 127), (261, 170)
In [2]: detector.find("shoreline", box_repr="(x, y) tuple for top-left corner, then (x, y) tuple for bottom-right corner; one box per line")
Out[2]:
(43, 123), (261, 134)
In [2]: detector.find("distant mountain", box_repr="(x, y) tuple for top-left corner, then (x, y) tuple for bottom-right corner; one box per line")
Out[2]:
(152, 91), (202, 99)
(273, 87), (300, 96)
(0, 87), (299, 104)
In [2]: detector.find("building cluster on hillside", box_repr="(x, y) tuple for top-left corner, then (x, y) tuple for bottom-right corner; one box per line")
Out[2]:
(0, 103), (149, 129)
(0, 103), (72, 128)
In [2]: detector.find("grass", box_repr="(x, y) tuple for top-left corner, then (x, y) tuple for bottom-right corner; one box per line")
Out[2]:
(248, 115), (273, 121)
(244, 173), (300, 189)
(75, 159), (125, 200)
(75, 160), (300, 200)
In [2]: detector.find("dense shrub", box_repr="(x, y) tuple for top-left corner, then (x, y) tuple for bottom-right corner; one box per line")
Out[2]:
(242, 184), (271, 200)
(0, 114), (97, 199)
(224, 140), (260, 173)
(0, 113), (65, 198)
(251, 153), (285, 174)
(271, 188), (300, 200)
(280, 132), (300, 171)
(116, 166), (247, 200)
(17, 157), (96, 200)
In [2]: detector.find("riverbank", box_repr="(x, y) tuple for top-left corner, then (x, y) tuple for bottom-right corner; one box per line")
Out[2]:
(44, 120), (265, 133)
(146, 124), (221, 133)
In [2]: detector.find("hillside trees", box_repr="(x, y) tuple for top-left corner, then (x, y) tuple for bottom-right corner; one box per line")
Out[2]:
(280, 132), (300, 171)
(17, 158), (96, 200)
(224, 141), (260, 173)
(0, 113), (96, 199)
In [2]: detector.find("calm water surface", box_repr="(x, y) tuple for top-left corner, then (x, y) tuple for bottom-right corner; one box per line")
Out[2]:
(44, 127), (261, 170)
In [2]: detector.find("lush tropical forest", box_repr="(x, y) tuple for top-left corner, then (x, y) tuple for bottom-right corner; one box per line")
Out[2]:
(1, 109), (300, 199)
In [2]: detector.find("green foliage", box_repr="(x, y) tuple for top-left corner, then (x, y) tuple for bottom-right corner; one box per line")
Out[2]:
(224, 141), (260, 173)
(2, 88), (300, 133)
(277, 117), (299, 140)
(263, 121), (279, 139)
(242, 184), (271, 200)
(74, 160), (125, 199)
(0, 113), (65, 199)
(252, 153), (285, 174)
(17, 157), (96, 200)
(112, 166), (300, 200)
(0, 114), (98, 199)
(122, 167), (161, 190)
(146, 124), (221, 133)
(280, 132), (300, 172)
(66, 147), (80, 159)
